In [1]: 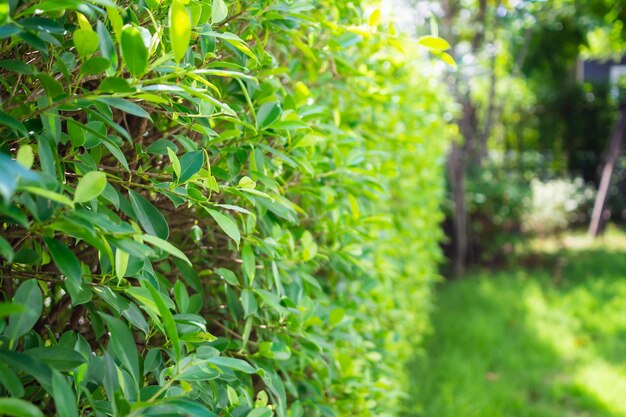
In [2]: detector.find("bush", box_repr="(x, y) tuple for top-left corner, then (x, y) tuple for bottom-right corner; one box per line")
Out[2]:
(0, 0), (452, 416)
(462, 154), (532, 265)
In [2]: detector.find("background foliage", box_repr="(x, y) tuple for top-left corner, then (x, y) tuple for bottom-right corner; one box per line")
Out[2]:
(0, 0), (453, 416)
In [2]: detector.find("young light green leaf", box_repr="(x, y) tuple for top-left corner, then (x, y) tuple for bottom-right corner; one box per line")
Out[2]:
(169, 0), (191, 62)
(417, 35), (450, 51)
(74, 171), (107, 203)
(167, 147), (182, 178)
(20, 186), (74, 208)
(141, 233), (192, 266)
(115, 249), (129, 281)
(206, 208), (240, 245)
(211, 0), (228, 24)
(241, 242), (255, 285)
(121, 25), (148, 77)
(16, 145), (33, 169)
(73, 28), (99, 58)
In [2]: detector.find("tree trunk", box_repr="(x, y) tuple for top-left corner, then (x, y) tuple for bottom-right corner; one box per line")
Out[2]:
(447, 141), (468, 277)
(588, 104), (626, 237)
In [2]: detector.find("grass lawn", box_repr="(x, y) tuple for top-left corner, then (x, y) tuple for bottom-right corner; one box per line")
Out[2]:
(404, 227), (626, 417)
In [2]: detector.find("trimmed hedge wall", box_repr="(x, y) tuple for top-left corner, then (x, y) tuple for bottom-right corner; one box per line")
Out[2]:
(0, 0), (453, 416)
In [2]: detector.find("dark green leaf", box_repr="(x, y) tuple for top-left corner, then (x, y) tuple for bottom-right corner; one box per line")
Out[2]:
(95, 97), (152, 120)
(0, 398), (44, 417)
(129, 190), (169, 239)
(147, 283), (181, 362)
(52, 371), (79, 417)
(100, 314), (141, 389)
(178, 151), (204, 183)
(7, 280), (42, 344)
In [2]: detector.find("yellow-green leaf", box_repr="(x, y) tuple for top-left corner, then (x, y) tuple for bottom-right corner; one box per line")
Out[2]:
(115, 249), (129, 281)
(169, 0), (191, 62)
(73, 28), (99, 58)
(16, 145), (33, 169)
(74, 171), (107, 203)
(120, 25), (148, 77)
(417, 35), (450, 51)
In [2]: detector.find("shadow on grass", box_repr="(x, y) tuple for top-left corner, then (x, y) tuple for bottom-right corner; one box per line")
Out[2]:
(402, 239), (626, 417)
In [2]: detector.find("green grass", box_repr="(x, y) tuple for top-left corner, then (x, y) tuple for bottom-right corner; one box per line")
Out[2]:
(404, 227), (626, 417)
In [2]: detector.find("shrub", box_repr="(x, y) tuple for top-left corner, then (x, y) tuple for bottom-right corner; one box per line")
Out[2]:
(461, 154), (532, 265)
(0, 0), (452, 416)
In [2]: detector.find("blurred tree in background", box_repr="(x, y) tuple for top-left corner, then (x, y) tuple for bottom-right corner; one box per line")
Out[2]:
(409, 0), (626, 273)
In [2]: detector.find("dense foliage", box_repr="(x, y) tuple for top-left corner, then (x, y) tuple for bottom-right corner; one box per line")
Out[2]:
(0, 0), (453, 416)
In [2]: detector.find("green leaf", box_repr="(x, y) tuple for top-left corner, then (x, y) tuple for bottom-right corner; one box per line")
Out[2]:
(115, 249), (129, 281)
(73, 28), (100, 58)
(121, 25), (148, 77)
(0, 362), (24, 397)
(52, 372), (79, 417)
(207, 356), (256, 373)
(147, 283), (181, 362)
(242, 242), (255, 285)
(96, 20), (118, 75)
(74, 171), (107, 203)
(211, 0), (228, 24)
(45, 238), (90, 306)
(0, 235), (14, 263)
(95, 97), (152, 120)
(206, 208), (240, 245)
(98, 76), (135, 93)
(80, 56), (111, 76)
(100, 314), (141, 389)
(20, 186), (74, 208)
(256, 102), (281, 130)
(141, 234), (192, 266)
(0, 302), (24, 319)
(241, 289), (257, 318)
(170, 0), (191, 62)
(178, 151), (204, 183)
(45, 238), (81, 282)
(416, 35), (450, 51)
(16, 145), (34, 169)
(215, 267), (239, 286)
(25, 347), (85, 371)
(0, 60), (35, 75)
(247, 408), (272, 417)
(167, 148), (182, 178)
(0, 398), (44, 417)
(129, 190), (169, 239)
(7, 280), (42, 344)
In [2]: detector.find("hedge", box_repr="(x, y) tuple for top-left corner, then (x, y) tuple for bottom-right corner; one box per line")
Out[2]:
(0, 0), (453, 416)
